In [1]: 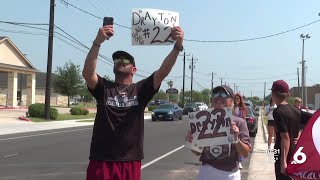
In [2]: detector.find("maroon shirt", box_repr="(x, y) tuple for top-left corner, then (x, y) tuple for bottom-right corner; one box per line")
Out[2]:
(88, 73), (158, 161)
(199, 115), (251, 172)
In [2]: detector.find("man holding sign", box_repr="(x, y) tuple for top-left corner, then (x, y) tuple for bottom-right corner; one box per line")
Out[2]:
(82, 17), (184, 180)
(186, 85), (251, 180)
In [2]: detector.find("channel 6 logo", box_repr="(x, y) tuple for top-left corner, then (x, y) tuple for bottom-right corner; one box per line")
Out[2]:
(291, 147), (307, 164)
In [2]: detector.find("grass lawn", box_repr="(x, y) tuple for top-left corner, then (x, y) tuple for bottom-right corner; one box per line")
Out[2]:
(29, 113), (96, 122)
(51, 102), (97, 108)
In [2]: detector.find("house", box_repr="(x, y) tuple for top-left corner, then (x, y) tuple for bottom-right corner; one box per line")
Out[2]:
(0, 36), (67, 107)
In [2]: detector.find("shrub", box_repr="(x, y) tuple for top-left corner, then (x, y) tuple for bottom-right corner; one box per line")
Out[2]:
(49, 107), (58, 120)
(28, 103), (59, 120)
(148, 105), (158, 111)
(81, 109), (89, 115)
(70, 107), (82, 115)
(28, 103), (45, 118)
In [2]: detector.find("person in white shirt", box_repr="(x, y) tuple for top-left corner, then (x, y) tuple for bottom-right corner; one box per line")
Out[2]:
(265, 98), (277, 149)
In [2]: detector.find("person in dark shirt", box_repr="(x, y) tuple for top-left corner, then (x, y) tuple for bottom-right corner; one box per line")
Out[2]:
(271, 80), (301, 180)
(82, 22), (184, 180)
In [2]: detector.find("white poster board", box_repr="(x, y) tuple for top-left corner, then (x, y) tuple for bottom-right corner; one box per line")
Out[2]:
(185, 108), (235, 153)
(132, 8), (179, 45)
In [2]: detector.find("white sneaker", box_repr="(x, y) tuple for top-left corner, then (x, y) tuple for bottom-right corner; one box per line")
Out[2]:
(239, 162), (243, 169)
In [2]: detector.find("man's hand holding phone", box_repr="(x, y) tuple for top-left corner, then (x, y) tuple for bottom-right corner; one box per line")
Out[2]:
(94, 17), (114, 46)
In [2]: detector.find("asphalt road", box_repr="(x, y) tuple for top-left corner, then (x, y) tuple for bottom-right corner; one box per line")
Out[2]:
(0, 116), (254, 180)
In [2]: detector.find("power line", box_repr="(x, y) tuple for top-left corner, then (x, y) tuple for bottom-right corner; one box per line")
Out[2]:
(0, 28), (49, 36)
(0, 20), (48, 26)
(193, 70), (211, 76)
(0, 21), (49, 31)
(185, 75), (207, 90)
(57, 1), (320, 43)
(184, 20), (320, 43)
(59, 0), (130, 29)
(223, 73), (296, 81)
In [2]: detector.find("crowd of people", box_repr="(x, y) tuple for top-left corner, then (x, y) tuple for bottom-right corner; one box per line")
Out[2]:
(81, 20), (315, 180)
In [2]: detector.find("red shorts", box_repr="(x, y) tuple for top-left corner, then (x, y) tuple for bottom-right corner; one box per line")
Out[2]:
(86, 160), (141, 180)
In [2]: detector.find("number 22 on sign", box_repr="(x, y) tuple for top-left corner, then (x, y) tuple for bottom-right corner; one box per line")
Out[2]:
(188, 108), (234, 148)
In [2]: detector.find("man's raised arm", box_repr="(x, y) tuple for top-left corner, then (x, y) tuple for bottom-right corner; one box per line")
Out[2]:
(82, 25), (114, 90)
(153, 26), (184, 89)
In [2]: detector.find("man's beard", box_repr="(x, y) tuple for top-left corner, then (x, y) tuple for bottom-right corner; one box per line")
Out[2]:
(113, 67), (131, 76)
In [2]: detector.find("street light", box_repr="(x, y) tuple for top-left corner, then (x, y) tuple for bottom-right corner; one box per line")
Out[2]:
(300, 34), (311, 106)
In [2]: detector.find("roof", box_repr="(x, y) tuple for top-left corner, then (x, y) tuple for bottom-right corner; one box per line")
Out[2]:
(0, 36), (37, 70)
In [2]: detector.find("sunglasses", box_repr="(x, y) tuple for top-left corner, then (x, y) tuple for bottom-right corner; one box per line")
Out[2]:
(212, 92), (231, 98)
(114, 58), (131, 64)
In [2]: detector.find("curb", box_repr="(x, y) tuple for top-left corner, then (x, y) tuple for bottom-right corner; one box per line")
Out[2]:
(262, 119), (268, 143)
(0, 107), (28, 110)
(18, 116), (32, 122)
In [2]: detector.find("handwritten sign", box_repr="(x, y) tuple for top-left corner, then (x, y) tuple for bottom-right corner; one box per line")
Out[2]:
(185, 108), (235, 153)
(132, 8), (179, 45)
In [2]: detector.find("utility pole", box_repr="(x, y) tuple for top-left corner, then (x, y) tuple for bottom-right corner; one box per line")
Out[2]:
(297, 68), (300, 97)
(220, 78), (223, 85)
(44, 0), (55, 120)
(234, 83), (236, 93)
(188, 55), (197, 102)
(300, 34), (311, 106)
(179, 52), (190, 107)
(263, 82), (266, 106)
(211, 72), (214, 92)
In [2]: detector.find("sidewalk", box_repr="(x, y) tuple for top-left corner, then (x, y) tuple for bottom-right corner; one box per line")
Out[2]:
(0, 109), (151, 136)
(247, 116), (275, 180)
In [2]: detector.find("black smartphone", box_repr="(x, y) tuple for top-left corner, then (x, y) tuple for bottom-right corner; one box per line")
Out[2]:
(103, 17), (114, 26)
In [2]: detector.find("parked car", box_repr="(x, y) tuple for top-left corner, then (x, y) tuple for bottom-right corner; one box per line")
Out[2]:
(245, 106), (259, 137)
(152, 103), (183, 121)
(69, 99), (78, 105)
(183, 103), (197, 115)
(194, 102), (208, 111)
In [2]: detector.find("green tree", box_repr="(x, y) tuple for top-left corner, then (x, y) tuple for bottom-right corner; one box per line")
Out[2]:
(152, 90), (167, 100)
(78, 82), (94, 103)
(54, 60), (83, 107)
(200, 89), (211, 105)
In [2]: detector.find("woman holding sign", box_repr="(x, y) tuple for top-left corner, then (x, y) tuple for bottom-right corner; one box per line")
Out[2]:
(186, 85), (251, 180)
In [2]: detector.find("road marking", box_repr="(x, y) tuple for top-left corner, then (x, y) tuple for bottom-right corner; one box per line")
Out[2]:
(0, 128), (92, 141)
(141, 145), (185, 169)
(3, 153), (18, 158)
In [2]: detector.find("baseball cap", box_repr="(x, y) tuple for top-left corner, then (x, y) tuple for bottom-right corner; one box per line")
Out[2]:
(270, 80), (289, 94)
(212, 85), (234, 98)
(112, 51), (135, 66)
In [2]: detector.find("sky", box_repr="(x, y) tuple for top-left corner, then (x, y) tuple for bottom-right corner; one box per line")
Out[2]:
(1, 0), (319, 99)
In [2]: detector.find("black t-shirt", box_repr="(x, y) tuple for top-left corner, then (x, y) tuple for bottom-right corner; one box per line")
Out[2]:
(273, 104), (301, 162)
(88, 73), (159, 161)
